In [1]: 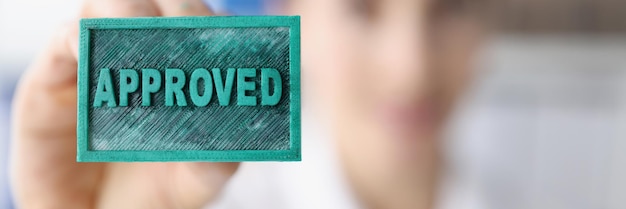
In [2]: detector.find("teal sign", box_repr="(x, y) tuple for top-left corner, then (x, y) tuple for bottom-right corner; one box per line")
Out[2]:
(77, 16), (301, 162)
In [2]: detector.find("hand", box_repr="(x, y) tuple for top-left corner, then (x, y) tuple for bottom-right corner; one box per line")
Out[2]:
(10, 1), (238, 208)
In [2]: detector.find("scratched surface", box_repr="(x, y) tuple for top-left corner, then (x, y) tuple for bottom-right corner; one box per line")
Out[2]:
(88, 27), (291, 151)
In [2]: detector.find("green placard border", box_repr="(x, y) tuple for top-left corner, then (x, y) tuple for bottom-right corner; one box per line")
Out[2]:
(77, 16), (301, 162)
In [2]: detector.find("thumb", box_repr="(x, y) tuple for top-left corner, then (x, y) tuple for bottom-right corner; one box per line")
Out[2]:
(68, 21), (79, 62)
(12, 20), (80, 142)
(23, 20), (79, 89)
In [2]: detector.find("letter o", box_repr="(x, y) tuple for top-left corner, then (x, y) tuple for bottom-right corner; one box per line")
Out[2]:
(189, 68), (213, 106)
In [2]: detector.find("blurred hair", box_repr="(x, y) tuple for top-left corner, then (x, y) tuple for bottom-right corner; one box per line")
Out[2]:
(439, 0), (625, 33)
(485, 0), (625, 33)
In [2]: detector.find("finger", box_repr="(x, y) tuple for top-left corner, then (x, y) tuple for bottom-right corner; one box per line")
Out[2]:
(95, 162), (239, 209)
(153, 0), (214, 16)
(174, 162), (240, 209)
(81, 0), (160, 18)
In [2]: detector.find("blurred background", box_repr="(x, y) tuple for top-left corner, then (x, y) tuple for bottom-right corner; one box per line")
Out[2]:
(1, 0), (626, 209)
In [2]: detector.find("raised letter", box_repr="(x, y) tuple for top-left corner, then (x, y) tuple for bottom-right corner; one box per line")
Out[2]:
(212, 68), (235, 106)
(165, 68), (187, 106)
(261, 68), (282, 106)
(237, 68), (257, 106)
(189, 68), (213, 106)
(93, 68), (117, 107)
(119, 69), (139, 106)
(142, 69), (162, 106)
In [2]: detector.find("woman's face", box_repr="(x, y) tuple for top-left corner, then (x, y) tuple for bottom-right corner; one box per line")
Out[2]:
(293, 0), (483, 194)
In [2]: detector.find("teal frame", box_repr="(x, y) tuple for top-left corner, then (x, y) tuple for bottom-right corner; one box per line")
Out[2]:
(77, 16), (301, 162)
